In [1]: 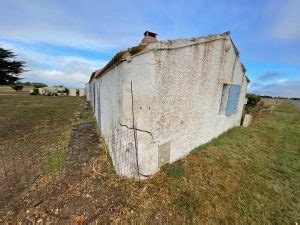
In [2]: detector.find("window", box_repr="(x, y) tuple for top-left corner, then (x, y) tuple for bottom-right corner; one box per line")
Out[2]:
(219, 84), (230, 115)
(219, 84), (241, 116)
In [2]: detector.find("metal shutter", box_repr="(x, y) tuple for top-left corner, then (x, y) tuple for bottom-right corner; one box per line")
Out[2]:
(226, 84), (240, 116)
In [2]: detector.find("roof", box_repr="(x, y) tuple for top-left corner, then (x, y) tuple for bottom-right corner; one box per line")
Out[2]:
(89, 31), (249, 82)
(93, 45), (148, 80)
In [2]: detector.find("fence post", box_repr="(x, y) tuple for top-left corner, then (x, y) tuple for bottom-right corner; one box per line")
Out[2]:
(131, 81), (140, 181)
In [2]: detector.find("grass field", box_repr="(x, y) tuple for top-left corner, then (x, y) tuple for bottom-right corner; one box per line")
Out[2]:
(0, 86), (81, 211)
(113, 100), (299, 223)
(1, 86), (299, 223)
(0, 85), (80, 154)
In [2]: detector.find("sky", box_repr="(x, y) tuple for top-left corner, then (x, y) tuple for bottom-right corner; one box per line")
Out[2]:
(0, 0), (299, 97)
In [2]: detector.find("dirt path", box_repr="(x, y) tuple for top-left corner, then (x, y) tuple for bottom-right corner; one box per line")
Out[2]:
(2, 111), (132, 223)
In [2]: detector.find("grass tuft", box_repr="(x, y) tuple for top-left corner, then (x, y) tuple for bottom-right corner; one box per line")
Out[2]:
(162, 162), (186, 179)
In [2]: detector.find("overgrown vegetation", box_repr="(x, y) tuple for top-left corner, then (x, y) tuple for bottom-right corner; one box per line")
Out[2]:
(246, 93), (261, 107)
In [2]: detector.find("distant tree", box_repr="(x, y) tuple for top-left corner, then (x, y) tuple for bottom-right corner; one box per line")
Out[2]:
(246, 93), (261, 107)
(33, 83), (47, 88)
(0, 47), (27, 85)
(30, 88), (39, 95)
(260, 95), (273, 99)
(11, 84), (24, 91)
(24, 81), (32, 86)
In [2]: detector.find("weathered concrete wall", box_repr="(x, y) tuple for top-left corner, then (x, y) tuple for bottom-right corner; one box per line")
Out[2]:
(119, 52), (158, 176)
(88, 51), (157, 178)
(151, 36), (248, 164)
(85, 84), (91, 101)
(87, 33), (248, 178)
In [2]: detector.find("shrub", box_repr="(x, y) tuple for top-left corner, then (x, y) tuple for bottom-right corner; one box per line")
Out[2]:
(57, 88), (69, 94)
(30, 88), (39, 95)
(33, 83), (47, 88)
(11, 84), (24, 92)
(246, 93), (261, 107)
(76, 89), (79, 96)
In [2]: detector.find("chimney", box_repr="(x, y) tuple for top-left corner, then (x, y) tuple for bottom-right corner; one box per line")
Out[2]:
(140, 31), (158, 45)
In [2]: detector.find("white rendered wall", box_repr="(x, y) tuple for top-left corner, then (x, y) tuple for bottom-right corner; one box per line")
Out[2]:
(151, 37), (248, 164)
(87, 35), (248, 178)
(89, 51), (157, 178)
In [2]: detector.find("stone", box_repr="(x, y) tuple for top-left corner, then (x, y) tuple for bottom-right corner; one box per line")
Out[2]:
(243, 114), (252, 127)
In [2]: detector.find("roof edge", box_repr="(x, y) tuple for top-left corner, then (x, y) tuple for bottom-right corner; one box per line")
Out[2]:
(89, 31), (237, 83)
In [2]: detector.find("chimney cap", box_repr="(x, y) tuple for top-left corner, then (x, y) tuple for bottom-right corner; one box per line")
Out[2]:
(144, 31), (157, 37)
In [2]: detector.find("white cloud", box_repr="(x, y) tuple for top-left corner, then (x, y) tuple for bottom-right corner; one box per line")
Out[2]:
(276, 79), (288, 84)
(249, 78), (300, 98)
(25, 70), (90, 87)
(1, 40), (106, 87)
(0, 0), (150, 50)
(21, 55), (104, 87)
(267, 0), (300, 39)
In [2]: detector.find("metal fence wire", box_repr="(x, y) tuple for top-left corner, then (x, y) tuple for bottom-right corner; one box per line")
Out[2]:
(104, 128), (138, 178)
(0, 147), (63, 183)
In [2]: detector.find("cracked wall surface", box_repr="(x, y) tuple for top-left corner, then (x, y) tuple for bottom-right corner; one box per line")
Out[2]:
(86, 33), (248, 178)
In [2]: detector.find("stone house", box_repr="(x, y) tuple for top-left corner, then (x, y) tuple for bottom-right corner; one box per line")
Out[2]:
(68, 88), (77, 96)
(69, 88), (85, 96)
(86, 31), (249, 179)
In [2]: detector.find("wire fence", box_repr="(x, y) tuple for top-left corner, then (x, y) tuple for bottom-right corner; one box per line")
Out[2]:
(0, 132), (139, 185)
(104, 128), (138, 178)
(0, 147), (64, 184)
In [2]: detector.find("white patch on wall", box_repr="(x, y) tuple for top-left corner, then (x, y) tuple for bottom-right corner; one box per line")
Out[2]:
(158, 141), (171, 167)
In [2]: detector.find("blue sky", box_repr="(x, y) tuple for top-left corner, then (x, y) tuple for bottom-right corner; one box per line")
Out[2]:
(0, 0), (299, 97)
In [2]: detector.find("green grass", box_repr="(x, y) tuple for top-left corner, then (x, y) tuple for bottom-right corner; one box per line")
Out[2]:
(162, 161), (186, 179)
(122, 100), (300, 223)
(1, 86), (299, 223)
(0, 86), (81, 172)
(44, 152), (67, 172)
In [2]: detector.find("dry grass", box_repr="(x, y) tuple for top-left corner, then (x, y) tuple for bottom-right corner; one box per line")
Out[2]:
(0, 85), (80, 154)
(115, 100), (300, 223)
(1, 87), (299, 223)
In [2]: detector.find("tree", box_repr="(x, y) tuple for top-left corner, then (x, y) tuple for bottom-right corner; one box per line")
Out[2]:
(11, 84), (24, 92)
(0, 47), (27, 85)
(246, 93), (261, 107)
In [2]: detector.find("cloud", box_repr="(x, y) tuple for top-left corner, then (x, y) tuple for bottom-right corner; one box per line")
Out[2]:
(267, 0), (300, 40)
(1, 40), (106, 87)
(21, 55), (105, 87)
(0, 0), (162, 51)
(249, 78), (300, 98)
(258, 71), (285, 81)
(24, 70), (90, 87)
(1, 0), (300, 91)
